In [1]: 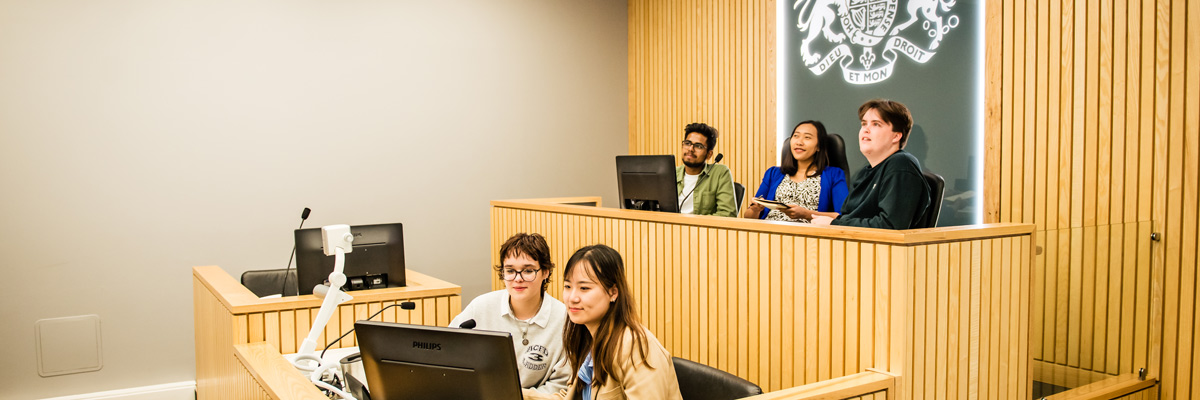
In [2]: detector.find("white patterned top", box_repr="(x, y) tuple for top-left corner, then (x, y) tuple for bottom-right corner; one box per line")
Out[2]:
(765, 173), (822, 223)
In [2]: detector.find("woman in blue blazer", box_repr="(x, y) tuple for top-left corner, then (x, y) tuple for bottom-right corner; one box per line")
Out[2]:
(742, 120), (849, 223)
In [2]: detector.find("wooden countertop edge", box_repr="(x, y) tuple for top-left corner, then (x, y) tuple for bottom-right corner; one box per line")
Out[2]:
(491, 198), (1034, 245)
(194, 266), (461, 314)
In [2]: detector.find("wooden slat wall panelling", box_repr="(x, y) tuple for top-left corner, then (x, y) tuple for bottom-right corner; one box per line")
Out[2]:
(984, 0), (1002, 223)
(1070, 0), (1085, 229)
(1159, 0), (1183, 385)
(1036, 0), (1050, 230)
(1148, 0), (1172, 389)
(1060, 0), (1077, 231)
(1000, 0), (1014, 224)
(1014, 0), (1027, 224)
(988, 0), (1200, 396)
(628, 0), (775, 201)
(1137, 0), (1154, 227)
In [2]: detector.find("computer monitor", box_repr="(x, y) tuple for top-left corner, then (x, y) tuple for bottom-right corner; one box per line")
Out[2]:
(616, 155), (679, 213)
(355, 321), (523, 400)
(294, 223), (406, 296)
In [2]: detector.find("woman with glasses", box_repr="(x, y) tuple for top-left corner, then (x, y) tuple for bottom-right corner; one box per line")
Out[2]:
(450, 233), (572, 394)
(524, 244), (682, 400)
(742, 120), (849, 223)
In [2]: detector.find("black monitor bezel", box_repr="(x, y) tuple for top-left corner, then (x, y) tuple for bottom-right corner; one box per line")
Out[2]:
(616, 154), (680, 213)
(294, 223), (406, 296)
(355, 321), (523, 400)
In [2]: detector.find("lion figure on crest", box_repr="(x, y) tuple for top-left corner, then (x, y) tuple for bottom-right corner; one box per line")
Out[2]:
(891, 0), (957, 49)
(793, 0), (848, 66)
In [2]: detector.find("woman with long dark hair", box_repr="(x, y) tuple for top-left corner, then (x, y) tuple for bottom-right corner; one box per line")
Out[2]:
(742, 120), (849, 222)
(522, 244), (682, 400)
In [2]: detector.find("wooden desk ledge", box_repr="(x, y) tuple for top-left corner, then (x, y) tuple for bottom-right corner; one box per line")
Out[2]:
(738, 371), (897, 400)
(193, 265), (461, 314)
(492, 197), (1033, 245)
(505, 196), (603, 206)
(234, 342), (327, 400)
(1041, 373), (1157, 400)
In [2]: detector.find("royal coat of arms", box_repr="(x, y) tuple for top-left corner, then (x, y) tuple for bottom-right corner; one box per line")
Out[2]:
(793, 0), (959, 84)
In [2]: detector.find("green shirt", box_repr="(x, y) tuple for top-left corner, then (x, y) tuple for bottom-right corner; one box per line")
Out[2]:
(675, 163), (737, 217)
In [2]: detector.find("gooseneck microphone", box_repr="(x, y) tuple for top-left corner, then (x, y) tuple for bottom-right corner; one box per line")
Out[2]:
(281, 208), (312, 296)
(458, 319), (477, 329)
(678, 153), (725, 208)
(320, 301), (417, 359)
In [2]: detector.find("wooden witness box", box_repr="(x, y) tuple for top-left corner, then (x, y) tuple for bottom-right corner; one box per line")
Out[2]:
(192, 265), (461, 399)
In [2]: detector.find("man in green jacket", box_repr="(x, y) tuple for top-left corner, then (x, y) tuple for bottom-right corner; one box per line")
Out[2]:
(676, 122), (737, 217)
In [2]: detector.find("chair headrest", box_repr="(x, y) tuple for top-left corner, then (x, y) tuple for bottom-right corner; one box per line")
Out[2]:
(672, 357), (762, 399)
(918, 171), (946, 228)
(826, 133), (851, 175)
(240, 268), (298, 297)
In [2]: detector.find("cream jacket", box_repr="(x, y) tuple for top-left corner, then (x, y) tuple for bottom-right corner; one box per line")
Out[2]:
(524, 327), (682, 400)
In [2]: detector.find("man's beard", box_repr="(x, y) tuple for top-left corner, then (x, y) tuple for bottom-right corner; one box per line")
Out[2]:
(683, 159), (706, 169)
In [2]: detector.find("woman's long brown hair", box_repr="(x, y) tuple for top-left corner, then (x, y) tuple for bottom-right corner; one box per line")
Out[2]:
(561, 244), (653, 389)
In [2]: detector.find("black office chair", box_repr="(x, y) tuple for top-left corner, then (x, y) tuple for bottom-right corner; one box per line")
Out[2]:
(240, 268), (298, 297)
(826, 133), (851, 179)
(733, 182), (746, 213)
(916, 171), (946, 228)
(673, 357), (762, 400)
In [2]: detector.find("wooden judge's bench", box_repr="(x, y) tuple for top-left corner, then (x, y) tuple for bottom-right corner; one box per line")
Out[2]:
(490, 197), (1035, 400)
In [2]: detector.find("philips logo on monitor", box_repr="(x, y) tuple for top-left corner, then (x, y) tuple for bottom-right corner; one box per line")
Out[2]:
(412, 341), (441, 351)
(792, 0), (960, 84)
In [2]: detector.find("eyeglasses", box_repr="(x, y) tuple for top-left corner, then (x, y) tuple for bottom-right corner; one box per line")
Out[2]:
(502, 268), (541, 281)
(681, 140), (708, 151)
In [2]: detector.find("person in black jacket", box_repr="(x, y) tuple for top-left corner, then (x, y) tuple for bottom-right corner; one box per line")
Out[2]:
(812, 99), (930, 229)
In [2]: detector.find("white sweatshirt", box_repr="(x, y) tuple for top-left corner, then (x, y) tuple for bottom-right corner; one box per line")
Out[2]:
(450, 290), (572, 394)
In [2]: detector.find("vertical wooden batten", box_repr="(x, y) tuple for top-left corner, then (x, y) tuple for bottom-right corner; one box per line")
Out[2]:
(628, 0), (776, 202)
(987, 0), (1199, 398)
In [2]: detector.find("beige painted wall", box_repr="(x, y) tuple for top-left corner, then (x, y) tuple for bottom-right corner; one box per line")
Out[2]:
(0, 1), (627, 398)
